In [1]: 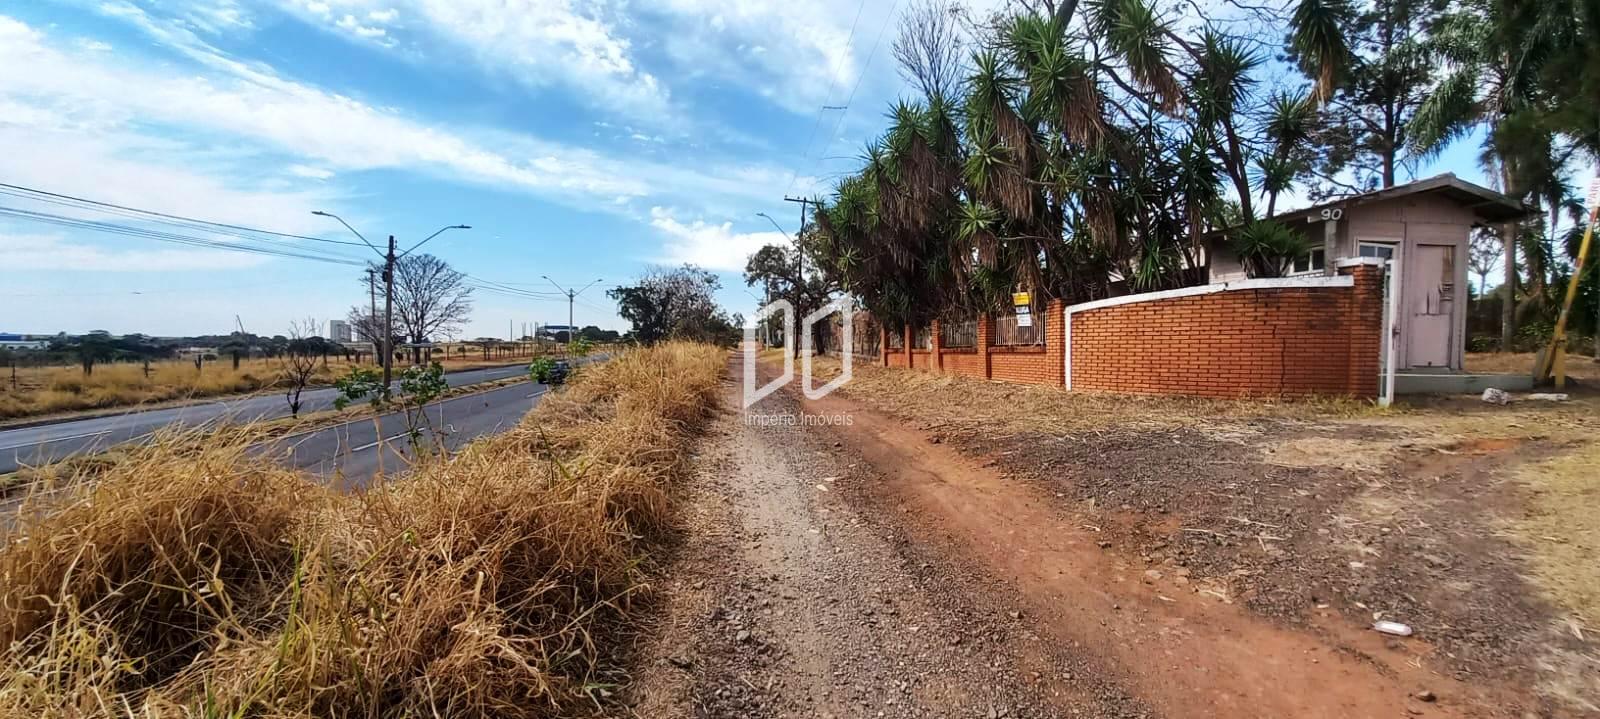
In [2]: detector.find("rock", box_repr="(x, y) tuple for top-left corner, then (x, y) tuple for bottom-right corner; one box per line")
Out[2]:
(1529, 393), (1569, 402)
(1415, 690), (1436, 702)
(1097, 540), (1113, 549)
(1481, 388), (1511, 405)
(735, 630), (752, 643)
(1143, 569), (1163, 583)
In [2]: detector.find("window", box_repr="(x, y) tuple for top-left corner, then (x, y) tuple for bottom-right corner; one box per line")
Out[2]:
(1290, 248), (1326, 275)
(1358, 242), (1396, 260)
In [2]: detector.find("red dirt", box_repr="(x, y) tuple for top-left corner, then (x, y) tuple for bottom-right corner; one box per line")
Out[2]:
(800, 388), (1520, 718)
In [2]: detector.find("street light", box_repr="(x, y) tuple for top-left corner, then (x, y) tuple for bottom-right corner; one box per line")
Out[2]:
(543, 276), (604, 342)
(755, 212), (790, 240)
(313, 212), (471, 386)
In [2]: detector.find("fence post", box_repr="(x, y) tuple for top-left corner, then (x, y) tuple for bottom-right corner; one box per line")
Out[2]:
(903, 325), (913, 368)
(930, 319), (943, 372)
(1046, 299), (1067, 387)
(880, 324), (890, 367)
(977, 313), (992, 380)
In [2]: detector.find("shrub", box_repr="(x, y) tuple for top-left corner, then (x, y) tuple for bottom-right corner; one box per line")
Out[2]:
(0, 342), (727, 717)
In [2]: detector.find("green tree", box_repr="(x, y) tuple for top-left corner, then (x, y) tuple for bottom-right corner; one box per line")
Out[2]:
(609, 265), (742, 345)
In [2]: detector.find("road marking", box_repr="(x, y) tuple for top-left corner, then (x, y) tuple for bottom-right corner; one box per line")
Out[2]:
(348, 431), (413, 453)
(0, 429), (112, 452)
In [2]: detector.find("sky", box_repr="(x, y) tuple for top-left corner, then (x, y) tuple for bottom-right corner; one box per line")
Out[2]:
(0, 0), (1510, 339)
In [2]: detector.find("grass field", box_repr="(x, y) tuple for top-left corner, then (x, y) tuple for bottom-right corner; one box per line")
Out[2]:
(0, 353), (550, 422)
(0, 342), (727, 717)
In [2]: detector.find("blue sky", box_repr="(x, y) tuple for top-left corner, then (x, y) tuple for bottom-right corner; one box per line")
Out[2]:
(0, 0), (1512, 339)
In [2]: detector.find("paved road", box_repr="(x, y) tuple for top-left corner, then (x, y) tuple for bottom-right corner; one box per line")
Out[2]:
(259, 378), (552, 489)
(0, 363), (533, 474)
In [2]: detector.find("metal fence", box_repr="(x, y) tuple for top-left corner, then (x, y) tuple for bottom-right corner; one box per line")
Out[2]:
(912, 326), (932, 349)
(885, 327), (905, 350)
(940, 318), (977, 348)
(993, 311), (1046, 346)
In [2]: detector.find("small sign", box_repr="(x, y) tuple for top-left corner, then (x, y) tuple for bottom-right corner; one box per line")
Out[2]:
(1588, 178), (1600, 211)
(1013, 290), (1033, 327)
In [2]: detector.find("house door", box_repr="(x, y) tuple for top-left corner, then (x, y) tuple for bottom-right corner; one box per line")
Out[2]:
(1406, 244), (1455, 368)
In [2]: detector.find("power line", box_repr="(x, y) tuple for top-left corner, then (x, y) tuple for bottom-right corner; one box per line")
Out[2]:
(0, 205), (367, 267)
(0, 183), (370, 248)
(784, 0), (870, 196)
(801, 0), (902, 196)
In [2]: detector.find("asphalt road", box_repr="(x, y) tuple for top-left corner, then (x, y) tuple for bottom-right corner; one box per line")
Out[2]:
(259, 378), (551, 489)
(0, 363), (533, 474)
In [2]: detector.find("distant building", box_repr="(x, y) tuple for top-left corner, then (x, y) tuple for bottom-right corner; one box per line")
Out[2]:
(328, 319), (353, 343)
(0, 333), (48, 350)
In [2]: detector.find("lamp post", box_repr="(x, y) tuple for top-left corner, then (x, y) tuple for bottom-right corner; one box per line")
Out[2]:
(542, 276), (603, 344)
(313, 211), (469, 387)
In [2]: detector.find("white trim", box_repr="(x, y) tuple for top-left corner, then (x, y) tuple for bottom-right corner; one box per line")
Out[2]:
(1335, 256), (1387, 268)
(1063, 302), (1073, 390)
(1063, 274), (1356, 389)
(1064, 275), (1353, 316)
(1381, 257), (1400, 406)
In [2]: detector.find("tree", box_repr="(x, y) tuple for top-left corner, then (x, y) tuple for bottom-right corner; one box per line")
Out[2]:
(811, 0), (1329, 327)
(1468, 226), (1501, 297)
(71, 331), (116, 376)
(280, 319), (321, 418)
(390, 253), (473, 363)
(892, 0), (968, 101)
(744, 235), (841, 355)
(609, 265), (741, 345)
(1289, 0), (1446, 192)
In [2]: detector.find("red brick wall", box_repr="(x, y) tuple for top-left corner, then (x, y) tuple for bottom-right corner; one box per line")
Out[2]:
(989, 349), (1050, 384)
(863, 266), (1381, 398)
(1069, 265), (1383, 398)
(941, 349), (982, 376)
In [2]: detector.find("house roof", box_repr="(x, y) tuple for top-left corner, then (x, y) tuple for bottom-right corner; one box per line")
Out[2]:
(1270, 173), (1535, 225)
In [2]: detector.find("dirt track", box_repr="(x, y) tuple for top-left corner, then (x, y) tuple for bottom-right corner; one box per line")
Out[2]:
(621, 356), (1563, 718)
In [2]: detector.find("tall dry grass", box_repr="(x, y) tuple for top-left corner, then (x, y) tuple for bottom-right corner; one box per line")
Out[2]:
(0, 354), (552, 422)
(0, 341), (728, 718)
(0, 359), (342, 421)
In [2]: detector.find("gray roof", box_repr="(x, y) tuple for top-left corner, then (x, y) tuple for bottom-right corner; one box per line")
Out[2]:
(1272, 173), (1534, 224)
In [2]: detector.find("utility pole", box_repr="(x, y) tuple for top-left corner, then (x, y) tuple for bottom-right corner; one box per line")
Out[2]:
(543, 276), (603, 343)
(783, 195), (819, 281)
(313, 211), (469, 390)
(382, 235), (396, 386)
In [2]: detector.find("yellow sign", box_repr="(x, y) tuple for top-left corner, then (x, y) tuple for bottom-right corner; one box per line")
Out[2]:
(1011, 291), (1031, 307)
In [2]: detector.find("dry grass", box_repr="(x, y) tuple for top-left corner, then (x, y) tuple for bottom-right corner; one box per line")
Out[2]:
(1466, 351), (1600, 384)
(0, 342), (727, 718)
(0, 356), (544, 422)
(1509, 440), (1600, 626)
(809, 356), (1389, 436)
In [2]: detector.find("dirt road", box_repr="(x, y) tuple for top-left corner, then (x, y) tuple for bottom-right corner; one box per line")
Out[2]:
(622, 357), (1546, 718)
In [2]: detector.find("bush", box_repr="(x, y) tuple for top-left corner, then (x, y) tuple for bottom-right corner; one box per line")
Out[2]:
(0, 342), (727, 717)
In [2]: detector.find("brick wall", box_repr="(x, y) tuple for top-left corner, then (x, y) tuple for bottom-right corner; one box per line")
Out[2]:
(1069, 264), (1383, 398)
(864, 263), (1384, 399)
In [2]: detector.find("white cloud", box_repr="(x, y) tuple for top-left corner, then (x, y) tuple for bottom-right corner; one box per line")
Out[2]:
(287, 164), (336, 180)
(650, 207), (786, 272)
(0, 14), (805, 234)
(0, 231), (267, 272)
(336, 14), (388, 38)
